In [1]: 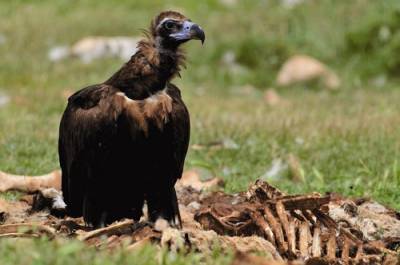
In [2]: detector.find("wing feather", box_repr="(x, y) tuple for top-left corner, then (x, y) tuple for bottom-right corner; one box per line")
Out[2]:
(59, 84), (122, 216)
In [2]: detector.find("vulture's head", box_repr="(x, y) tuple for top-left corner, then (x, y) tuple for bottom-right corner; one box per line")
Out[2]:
(151, 11), (205, 49)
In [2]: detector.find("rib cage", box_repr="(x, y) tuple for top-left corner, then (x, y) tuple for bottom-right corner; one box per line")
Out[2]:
(194, 180), (398, 264)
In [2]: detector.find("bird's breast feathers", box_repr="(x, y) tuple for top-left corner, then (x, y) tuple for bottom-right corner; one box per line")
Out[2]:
(115, 88), (173, 135)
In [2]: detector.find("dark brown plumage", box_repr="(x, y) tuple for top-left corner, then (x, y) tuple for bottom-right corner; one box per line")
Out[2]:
(58, 11), (205, 227)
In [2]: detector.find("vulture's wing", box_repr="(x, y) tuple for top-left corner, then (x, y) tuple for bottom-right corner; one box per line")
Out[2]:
(167, 83), (190, 181)
(168, 83), (190, 227)
(58, 84), (122, 216)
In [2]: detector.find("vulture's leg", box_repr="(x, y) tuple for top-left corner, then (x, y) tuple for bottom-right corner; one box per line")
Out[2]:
(147, 186), (182, 229)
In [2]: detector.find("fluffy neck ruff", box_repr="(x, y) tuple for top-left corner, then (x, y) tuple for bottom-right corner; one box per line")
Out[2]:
(104, 35), (186, 99)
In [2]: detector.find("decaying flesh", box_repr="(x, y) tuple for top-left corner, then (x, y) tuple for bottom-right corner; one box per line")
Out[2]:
(0, 171), (399, 264)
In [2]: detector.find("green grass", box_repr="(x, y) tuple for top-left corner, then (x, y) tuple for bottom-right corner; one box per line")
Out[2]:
(0, 238), (232, 265)
(0, 0), (400, 263)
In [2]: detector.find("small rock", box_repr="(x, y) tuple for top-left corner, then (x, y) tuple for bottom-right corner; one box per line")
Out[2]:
(221, 50), (247, 75)
(71, 36), (139, 63)
(295, 137), (304, 145)
(277, 55), (340, 90)
(261, 159), (288, 181)
(177, 169), (223, 192)
(48, 46), (70, 62)
(221, 50), (236, 65)
(222, 138), (240, 150)
(263, 89), (281, 106)
(281, 0), (304, 8)
(0, 92), (10, 107)
(48, 36), (140, 63)
(219, 0), (237, 7)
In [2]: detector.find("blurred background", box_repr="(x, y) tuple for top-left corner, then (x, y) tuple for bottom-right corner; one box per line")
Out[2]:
(0, 0), (399, 209)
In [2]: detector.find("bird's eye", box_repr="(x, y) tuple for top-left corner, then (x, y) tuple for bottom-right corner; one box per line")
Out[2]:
(164, 21), (175, 30)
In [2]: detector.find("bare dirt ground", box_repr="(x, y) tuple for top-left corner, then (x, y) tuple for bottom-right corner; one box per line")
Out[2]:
(0, 171), (399, 265)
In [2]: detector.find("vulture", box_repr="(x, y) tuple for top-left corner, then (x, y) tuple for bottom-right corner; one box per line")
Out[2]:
(58, 11), (205, 228)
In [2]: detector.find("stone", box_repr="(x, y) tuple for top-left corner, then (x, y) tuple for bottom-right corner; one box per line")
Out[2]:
(48, 36), (140, 63)
(277, 55), (340, 90)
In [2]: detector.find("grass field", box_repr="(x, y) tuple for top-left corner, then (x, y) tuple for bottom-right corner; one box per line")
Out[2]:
(0, 1), (399, 264)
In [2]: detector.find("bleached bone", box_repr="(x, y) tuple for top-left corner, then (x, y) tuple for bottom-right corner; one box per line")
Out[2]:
(78, 219), (134, 241)
(0, 223), (56, 238)
(0, 170), (61, 193)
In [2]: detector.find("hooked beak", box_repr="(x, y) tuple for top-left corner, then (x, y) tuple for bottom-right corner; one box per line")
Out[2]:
(170, 21), (205, 44)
